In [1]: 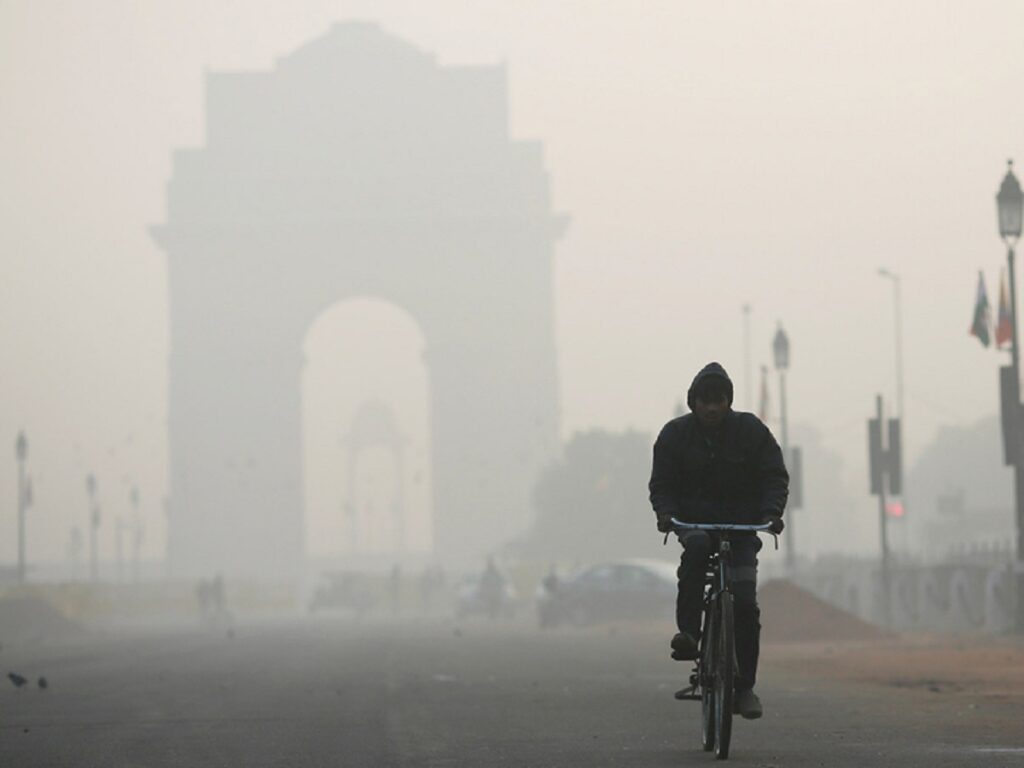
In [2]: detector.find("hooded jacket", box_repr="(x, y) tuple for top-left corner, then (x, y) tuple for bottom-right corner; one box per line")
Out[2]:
(648, 363), (789, 525)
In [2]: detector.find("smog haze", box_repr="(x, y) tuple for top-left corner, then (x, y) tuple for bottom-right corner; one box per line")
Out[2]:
(2, 1), (1022, 570)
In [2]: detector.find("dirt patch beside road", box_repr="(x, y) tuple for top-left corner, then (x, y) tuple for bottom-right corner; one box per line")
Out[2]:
(759, 579), (887, 643)
(773, 635), (1024, 697)
(0, 593), (84, 646)
(765, 634), (1024, 747)
(754, 579), (1024, 743)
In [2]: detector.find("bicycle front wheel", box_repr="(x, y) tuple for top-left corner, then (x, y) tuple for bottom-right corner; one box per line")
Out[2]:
(714, 592), (735, 760)
(700, 602), (717, 752)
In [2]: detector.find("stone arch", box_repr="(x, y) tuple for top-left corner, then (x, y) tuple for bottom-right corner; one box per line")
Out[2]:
(302, 297), (431, 560)
(152, 23), (566, 579)
(342, 399), (408, 551)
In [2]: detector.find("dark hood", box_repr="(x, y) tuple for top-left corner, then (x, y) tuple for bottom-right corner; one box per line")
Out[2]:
(686, 362), (734, 410)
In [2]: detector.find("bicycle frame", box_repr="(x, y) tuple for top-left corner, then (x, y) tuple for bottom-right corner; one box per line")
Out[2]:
(676, 520), (777, 623)
(668, 519), (776, 760)
(669, 519), (777, 655)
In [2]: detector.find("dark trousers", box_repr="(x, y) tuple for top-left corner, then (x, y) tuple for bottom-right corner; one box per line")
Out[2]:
(676, 531), (762, 692)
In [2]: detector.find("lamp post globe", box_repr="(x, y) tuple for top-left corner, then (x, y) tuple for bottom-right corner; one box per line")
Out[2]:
(773, 324), (790, 371)
(998, 159), (1023, 243)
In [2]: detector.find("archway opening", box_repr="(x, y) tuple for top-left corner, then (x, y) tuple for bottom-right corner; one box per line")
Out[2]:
(302, 298), (432, 565)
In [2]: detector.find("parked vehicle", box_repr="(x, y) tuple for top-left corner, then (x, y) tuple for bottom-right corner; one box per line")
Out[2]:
(536, 559), (677, 628)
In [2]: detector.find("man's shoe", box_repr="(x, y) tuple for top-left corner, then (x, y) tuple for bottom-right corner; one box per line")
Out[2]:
(670, 632), (699, 661)
(734, 688), (763, 719)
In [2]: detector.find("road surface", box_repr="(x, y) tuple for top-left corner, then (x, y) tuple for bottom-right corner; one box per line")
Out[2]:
(1, 618), (1021, 766)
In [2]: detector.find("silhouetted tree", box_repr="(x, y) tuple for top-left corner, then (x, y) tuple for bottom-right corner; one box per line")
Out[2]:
(514, 429), (666, 563)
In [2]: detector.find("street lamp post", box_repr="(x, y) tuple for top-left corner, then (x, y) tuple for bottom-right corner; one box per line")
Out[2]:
(742, 304), (752, 408)
(15, 431), (27, 583)
(87, 473), (100, 582)
(69, 525), (83, 581)
(996, 160), (1024, 631)
(772, 324), (794, 569)
(130, 485), (141, 584)
(115, 516), (124, 584)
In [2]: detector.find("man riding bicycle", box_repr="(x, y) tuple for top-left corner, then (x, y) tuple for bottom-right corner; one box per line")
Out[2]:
(649, 362), (788, 720)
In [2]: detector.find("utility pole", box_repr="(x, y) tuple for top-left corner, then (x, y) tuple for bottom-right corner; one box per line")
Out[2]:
(879, 268), (908, 552)
(772, 324), (794, 569)
(87, 474), (100, 582)
(876, 395), (891, 625)
(115, 516), (124, 584)
(132, 520), (144, 585)
(15, 431), (27, 583)
(130, 485), (142, 584)
(868, 394), (897, 626)
(69, 525), (83, 581)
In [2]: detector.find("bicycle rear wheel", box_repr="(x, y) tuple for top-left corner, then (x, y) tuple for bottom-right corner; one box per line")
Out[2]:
(700, 603), (717, 752)
(714, 592), (735, 760)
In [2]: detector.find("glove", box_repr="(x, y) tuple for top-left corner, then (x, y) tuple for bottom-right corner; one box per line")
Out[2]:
(763, 515), (784, 535)
(656, 515), (674, 533)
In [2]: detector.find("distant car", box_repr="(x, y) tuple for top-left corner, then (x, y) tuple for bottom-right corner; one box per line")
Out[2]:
(536, 559), (677, 628)
(454, 573), (517, 620)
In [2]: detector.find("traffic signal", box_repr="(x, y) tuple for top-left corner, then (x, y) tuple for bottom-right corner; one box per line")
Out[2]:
(868, 417), (884, 494)
(867, 416), (901, 496)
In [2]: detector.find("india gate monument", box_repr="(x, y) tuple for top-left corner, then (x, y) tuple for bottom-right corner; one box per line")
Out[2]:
(151, 23), (566, 579)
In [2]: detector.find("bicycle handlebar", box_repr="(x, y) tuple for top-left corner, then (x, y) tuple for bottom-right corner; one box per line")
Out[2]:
(669, 518), (774, 532)
(666, 517), (780, 549)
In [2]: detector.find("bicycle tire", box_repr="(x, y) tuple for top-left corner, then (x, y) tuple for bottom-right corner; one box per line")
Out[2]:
(714, 592), (735, 760)
(700, 602), (716, 752)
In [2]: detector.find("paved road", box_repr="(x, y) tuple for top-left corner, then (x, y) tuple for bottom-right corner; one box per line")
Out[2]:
(1, 618), (1021, 766)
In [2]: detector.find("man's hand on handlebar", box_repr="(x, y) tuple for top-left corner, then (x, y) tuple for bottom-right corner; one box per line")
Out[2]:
(762, 514), (784, 535)
(656, 515), (674, 534)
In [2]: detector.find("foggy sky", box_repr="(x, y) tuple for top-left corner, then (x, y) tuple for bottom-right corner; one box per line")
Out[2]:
(3, 0), (1024, 566)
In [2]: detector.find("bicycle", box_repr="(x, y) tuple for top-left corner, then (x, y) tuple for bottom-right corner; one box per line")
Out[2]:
(669, 519), (777, 760)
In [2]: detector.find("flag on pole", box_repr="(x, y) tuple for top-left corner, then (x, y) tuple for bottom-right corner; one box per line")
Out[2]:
(758, 365), (770, 422)
(969, 270), (992, 347)
(996, 267), (1013, 349)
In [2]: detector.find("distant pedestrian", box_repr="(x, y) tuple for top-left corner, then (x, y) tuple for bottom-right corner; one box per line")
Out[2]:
(479, 557), (507, 620)
(541, 564), (559, 595)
